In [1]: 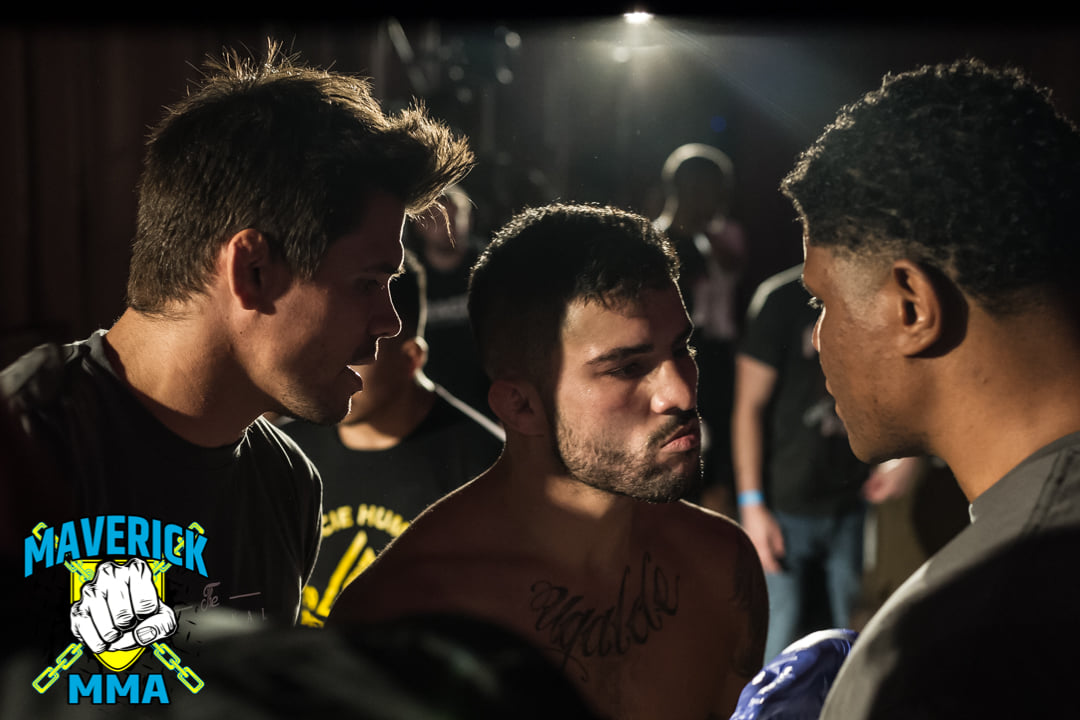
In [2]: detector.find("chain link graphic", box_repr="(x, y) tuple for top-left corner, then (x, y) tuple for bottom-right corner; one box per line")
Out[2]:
(32, 642), (84, 693)
(153, 642), (205, 693)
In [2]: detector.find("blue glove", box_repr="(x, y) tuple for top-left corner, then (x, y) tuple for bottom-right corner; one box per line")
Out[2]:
(730, 628), (858, 720)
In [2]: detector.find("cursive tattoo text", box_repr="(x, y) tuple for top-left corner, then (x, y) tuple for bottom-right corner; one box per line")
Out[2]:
(528, 551), (679, 680)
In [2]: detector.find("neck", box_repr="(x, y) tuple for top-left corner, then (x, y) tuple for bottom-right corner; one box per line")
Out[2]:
(484, 438), (640, 570)
(104, 307), (262, 447)
(929, 305), (1080, 501)
(337, 376), (436, 451)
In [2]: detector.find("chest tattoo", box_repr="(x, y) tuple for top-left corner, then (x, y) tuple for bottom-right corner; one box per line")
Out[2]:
(527, 551), (680, 680)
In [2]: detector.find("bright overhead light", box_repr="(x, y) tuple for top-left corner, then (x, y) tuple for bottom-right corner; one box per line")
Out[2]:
(623, 11), (653, 24)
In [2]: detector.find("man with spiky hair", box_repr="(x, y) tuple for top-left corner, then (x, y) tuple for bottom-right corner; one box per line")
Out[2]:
(2, 39), (472, 696)
(331, 203), (768, 720)
(784, 58), (1080, 717)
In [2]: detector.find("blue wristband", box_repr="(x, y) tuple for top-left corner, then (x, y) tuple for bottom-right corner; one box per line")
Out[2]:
(738, 490), (764, 507)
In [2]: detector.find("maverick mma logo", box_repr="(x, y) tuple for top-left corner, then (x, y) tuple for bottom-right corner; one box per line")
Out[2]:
(24, 516), (208, 705)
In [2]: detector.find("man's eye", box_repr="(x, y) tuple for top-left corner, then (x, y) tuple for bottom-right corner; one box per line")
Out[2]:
(807, 296), (823, 310)
(359, 279), (388, 292)
(607, 363), (644, 378)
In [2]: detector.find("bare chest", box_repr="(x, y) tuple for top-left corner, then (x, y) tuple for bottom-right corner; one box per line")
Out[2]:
(472, 552), (734, 720)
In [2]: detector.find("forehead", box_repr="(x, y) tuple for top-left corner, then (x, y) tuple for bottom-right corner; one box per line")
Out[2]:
(560, 284), (689, 353)
(803, 240), (892, 313)
(324, 193), (407, 274)
(801, 241), (832, 289)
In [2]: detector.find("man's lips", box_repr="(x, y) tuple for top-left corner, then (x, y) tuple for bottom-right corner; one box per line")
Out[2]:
(346, 353), (377, 380)
(345, 366), (365, 392)
(661, 420), (701, 452)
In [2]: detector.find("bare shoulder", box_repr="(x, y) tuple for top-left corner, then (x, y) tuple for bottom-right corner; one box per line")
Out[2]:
(327, 478), (524, 626)
(677, 500), (763, 586)
(639, 500), (764, 612)
(649, 500), (768, 676)
(659, 500), (752, 560)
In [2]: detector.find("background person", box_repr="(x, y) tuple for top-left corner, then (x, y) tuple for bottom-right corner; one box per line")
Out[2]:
(405, 185), (494, 418)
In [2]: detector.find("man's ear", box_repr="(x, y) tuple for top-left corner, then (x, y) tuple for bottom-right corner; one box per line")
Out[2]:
(889, 260), (960, 357)
(222, 228), (286, 311)
(401, 337), (429, 375)
(488, 378), (548, 436)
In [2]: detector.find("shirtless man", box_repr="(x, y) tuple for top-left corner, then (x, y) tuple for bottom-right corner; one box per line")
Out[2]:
(331, 203), (768, 720)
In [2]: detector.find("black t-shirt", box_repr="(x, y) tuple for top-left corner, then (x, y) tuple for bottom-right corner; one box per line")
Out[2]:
(279, 385), (503, 626)
(739, 266), (867, 515)
(1, 331), (321, 707)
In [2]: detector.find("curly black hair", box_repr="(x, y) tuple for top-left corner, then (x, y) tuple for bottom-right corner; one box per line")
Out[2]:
(782, 58), (1080, 314)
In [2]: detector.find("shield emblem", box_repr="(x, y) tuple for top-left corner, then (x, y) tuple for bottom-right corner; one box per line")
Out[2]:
(69, 558), (167, 672)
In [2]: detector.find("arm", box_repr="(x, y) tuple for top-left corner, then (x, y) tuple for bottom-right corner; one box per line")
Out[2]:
(715, 525), (770, 717)
(861, 456), (924, 503)
(731, 353), (785, 574)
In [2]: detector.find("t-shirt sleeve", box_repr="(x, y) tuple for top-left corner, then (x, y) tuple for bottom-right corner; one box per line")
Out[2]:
(739, 280), (795, 370)
(302, 461), (323, 586)
(291, 443), (323, 587)
(260, 418), (324, 588)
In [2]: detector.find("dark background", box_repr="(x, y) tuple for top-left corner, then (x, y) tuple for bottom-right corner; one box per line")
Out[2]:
(3, 16), (1078, 365)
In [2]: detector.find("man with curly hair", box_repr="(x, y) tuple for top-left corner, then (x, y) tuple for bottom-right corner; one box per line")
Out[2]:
(2, 40), (473, 698)
(784, 58), (1080, 717)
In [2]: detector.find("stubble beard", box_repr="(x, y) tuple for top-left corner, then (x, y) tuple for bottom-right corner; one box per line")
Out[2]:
(274, 381), (353, 427)
(552, 410), (702, 503)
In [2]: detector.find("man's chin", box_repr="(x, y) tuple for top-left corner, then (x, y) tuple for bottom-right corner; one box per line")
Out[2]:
(851, 436), (922, 467)
(640, 467), (702, 504)
(278, 395), (351, 427)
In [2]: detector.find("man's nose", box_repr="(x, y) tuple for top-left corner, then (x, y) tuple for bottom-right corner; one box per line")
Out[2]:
(374, 288), (402, 340)
(651, 356), (697, 414)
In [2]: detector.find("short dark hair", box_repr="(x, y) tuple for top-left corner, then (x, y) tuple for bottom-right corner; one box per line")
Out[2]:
(468, 203), (680, 382)
(128, 40), (474, 314)
(393, 249), (428, 342)
(782, 58), (1080, 314)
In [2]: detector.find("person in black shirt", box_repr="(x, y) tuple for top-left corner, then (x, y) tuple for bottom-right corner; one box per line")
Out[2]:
(1, 39), (473, 711)
(406, 185), (494, 418)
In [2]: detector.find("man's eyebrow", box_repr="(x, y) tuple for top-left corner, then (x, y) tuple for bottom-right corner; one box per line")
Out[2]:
(586, 323), (694, 366)
(586, 342), (654, 366)
(364, 262), (405, 278)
